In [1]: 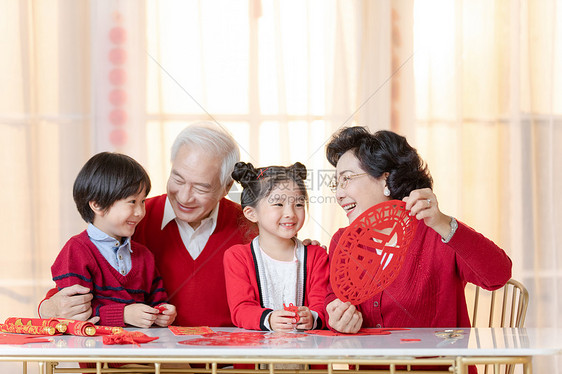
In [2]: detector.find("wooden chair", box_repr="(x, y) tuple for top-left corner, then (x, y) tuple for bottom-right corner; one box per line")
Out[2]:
(466, 278), (529, 328)
(464, 278), (530, 374)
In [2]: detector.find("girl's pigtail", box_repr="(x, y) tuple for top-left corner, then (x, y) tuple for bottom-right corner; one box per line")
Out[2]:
(232, 162), (258, 187)
(289, 162), (308, 181)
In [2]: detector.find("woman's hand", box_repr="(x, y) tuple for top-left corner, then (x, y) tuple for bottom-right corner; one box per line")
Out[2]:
(295, 306), (314, 330)
(326, 299), (362, 333)
(269, 310), (298, 332)
(402, 188), (452, 239)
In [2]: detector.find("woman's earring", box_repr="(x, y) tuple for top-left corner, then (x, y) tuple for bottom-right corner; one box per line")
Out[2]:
(383, 186), (391, 197)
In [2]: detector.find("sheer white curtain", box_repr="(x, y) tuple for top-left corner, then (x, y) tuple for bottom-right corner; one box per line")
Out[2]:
(413, 1), (562, 371)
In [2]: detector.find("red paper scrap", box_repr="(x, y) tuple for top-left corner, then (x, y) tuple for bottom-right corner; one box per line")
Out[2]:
(283, 303), (300, 322)
(330, 200), (418, 305)
(400, 338), (421, 343)
(0, 333), (52, 345)
(168, 326), (214, 336)
(178, 331), (293, 346)
(102, 331), (159, 346)
(155, 305), (167, 314)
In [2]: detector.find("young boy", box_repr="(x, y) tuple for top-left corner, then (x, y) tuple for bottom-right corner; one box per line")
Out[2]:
(51, 152), (176, 328)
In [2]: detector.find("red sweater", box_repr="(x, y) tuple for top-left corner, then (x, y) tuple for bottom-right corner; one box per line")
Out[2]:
(133, 195), (256, 327)
(51, 231), (167, 327)
(326, 220), (512, 328)
(224, 241), (329, 330)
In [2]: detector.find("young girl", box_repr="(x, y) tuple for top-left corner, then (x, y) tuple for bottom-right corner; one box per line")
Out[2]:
(224, 161), (329, 331)
(51, 152), (177, 328)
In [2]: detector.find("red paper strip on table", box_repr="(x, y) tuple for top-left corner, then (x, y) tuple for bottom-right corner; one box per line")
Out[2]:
(179, 331), (268, 346)
(0, 333), (52, 345)
(4, 317), (67, 334)
(168, 326), (214, 336)
(330, 200), (418, 305)
(283, 303), (300, 322)
(102, 331), (158, 346)
(400, 339), (421, 343)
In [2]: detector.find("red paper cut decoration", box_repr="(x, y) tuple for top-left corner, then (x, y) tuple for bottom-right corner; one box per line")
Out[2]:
(168, 326), (214, 336)
(103, 331), (158, 346)
(330, 200), (418, 305)
(178, 331), (297, 346)
(283, 303), (300, 322)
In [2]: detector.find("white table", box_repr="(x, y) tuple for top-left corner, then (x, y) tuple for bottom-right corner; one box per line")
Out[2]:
(0, 327), (560, 374)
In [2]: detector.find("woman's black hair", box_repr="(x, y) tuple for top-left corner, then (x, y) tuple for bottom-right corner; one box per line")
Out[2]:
(326, 126), (432, 200)
(231, 162), (308, 209)
(73, 152), (151, 223)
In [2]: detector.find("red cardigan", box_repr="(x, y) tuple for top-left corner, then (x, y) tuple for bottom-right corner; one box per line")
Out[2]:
(224, 241), (329, 331)
(326, 220), (512, 328)
(51, 231), (167, 327)
(133, 195), (256, 327)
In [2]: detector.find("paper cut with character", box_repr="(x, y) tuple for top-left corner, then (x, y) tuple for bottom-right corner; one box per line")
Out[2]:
(330, 200), (418, 305)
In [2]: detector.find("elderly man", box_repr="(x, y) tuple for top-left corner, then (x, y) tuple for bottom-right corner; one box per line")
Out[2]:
(39, 123), (256, 326)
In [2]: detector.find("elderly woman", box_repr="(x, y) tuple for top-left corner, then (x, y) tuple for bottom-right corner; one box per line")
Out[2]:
(325, 126), (512, 333)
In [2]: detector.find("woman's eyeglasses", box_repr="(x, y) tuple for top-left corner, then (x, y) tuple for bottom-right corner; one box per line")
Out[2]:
(329, 173), (368, 193)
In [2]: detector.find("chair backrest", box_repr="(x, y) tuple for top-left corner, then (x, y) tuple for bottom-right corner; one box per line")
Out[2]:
(466, 278), (529, 328)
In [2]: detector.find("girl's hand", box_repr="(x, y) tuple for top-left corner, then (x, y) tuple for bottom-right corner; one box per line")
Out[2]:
(124, 303), (158, 328)
(402, 188), (452, 239)
(269, 310), (298, 332)
(326, 299), (362, 333)
(296, 306), (313, 330)
(154, 303), (177, 327)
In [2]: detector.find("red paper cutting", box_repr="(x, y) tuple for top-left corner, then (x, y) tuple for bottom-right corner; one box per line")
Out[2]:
(330, 200), (418, 305)
(0, 333), (52, 345)
(102, 331), (159, 346)
(283, 303), (300, 322)
(178, 331), (299, 346)
(168, 326), (214, 336)
(155, 305), (167, 314)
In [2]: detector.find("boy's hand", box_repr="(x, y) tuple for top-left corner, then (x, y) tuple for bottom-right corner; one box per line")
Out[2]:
(154, 304), (177, 327)
(296, 306), (313, 330)
(124, 303), (158, 328)
(269, 310), (298, 332)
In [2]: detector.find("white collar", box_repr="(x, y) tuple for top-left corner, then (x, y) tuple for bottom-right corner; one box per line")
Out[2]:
(161, 197), (220, 231)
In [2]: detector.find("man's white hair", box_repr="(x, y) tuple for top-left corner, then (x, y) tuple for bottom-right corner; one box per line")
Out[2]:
(171, 122), (240, 188)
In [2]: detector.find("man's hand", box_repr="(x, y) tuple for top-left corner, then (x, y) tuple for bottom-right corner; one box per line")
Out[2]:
(302, 238), (326, 249)
(154, 304), (177, 327)
(326, 299), (363, 333)
(124, 304), (159, 328)
(39, 285), (99, 323)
